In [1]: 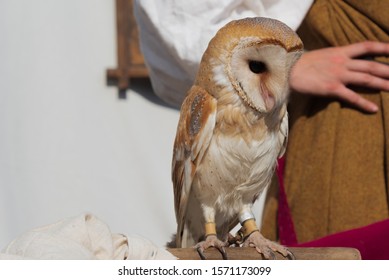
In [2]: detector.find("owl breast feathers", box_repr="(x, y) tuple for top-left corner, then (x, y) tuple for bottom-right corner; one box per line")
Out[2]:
(171, 17), (303, 259)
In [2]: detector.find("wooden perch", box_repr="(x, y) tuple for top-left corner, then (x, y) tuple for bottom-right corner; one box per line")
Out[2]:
(167, 247), (361, 260)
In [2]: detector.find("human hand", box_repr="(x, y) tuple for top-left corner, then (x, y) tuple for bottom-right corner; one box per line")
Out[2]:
(289, 41), (389, 113)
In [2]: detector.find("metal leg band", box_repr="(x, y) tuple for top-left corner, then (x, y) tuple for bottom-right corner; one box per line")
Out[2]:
(204, 222), (217, 237)
(241, 219), (259, 240)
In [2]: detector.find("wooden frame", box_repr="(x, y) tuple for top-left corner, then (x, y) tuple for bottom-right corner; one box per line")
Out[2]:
(106, 0), (148, 95)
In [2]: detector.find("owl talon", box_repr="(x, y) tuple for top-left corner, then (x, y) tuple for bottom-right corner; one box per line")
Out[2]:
(196, 246), (207, 260)
(195, 246), (228, 260)
(244, 231), (294, 260)
(219, 246), (228, 260)
(286, 249), (296, 260)
(251, 242), (276, 260)
(194, 235), (228, 260)
(267, 249), (276, 260)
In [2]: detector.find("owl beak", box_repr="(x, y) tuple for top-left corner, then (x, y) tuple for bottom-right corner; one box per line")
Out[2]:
(260, 84), (275, 111)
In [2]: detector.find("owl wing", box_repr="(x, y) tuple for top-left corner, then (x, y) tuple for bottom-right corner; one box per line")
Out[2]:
(172, 85), (217, 244)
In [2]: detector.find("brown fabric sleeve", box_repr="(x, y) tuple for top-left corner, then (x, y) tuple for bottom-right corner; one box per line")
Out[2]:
(262, 0), (389, 243)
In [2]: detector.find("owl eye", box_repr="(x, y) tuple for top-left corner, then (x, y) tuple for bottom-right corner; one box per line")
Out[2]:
(248, 60), (267, 74)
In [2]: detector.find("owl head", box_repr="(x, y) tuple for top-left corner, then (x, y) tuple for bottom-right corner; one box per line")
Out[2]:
(195, 17), (303, 113)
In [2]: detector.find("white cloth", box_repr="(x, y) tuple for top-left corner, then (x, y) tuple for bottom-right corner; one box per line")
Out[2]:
(0, 214), (176, 260)
(134, 0), (313, 107)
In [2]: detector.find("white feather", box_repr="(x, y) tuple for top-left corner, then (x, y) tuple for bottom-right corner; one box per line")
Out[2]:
(196, 130), (280, 223)
(211, 60), (233, 91)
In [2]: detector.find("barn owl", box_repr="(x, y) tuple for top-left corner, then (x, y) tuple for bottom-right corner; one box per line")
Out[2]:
(171, 17), (303, 259)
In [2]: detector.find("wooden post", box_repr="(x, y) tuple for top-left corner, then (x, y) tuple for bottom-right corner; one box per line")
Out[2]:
(167, 247), (361, 260)
(106, 0), (149, 96)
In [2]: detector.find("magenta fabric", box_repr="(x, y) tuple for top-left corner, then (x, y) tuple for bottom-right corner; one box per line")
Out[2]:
(295, 219), (389, 260)
(276, 157), (298, 245)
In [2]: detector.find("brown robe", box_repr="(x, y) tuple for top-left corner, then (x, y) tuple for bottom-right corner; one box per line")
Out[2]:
(262, 0), (389, 243)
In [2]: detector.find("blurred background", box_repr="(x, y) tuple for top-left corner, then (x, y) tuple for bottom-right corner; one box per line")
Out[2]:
(0, 0), (180, 248)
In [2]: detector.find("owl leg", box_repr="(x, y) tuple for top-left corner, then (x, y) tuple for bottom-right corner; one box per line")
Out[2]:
(239, 210), (295, 260)
(195, 222), (228, 260)
(195, 206), (228, 260)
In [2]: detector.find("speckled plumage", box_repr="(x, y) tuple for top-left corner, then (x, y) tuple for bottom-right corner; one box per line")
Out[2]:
(172, 17), (303, 258)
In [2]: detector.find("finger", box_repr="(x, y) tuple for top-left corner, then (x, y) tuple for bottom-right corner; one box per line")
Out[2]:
(343, 71), (389, 92)
(335, 85), (379, 113)
(347, 59), (389, 79)
(342, 41), (389, 58)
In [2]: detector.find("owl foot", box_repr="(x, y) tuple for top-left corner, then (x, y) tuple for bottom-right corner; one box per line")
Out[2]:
(195, 235), (228, 260)
(242, 231), (295, 260)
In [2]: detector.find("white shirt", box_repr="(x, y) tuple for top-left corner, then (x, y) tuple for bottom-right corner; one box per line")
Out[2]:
(134, 0), (313, 107)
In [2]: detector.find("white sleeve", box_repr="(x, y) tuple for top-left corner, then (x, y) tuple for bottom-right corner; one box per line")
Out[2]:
(134, 0), (313, 107)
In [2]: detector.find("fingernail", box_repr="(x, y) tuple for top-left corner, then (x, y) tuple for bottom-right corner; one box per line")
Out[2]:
(370, 104), (379, 113)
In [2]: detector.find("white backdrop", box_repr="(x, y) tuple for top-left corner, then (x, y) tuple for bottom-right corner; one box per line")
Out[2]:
(0, 0), (181, 249)
(0, 0), (267, 250)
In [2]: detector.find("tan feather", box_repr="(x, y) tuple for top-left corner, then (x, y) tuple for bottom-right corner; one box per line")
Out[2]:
(172, 85), (217, 246)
